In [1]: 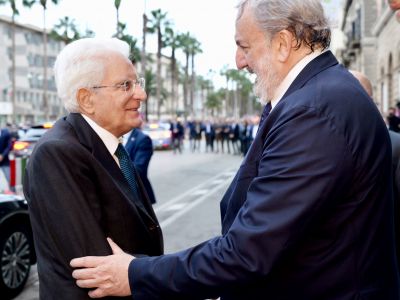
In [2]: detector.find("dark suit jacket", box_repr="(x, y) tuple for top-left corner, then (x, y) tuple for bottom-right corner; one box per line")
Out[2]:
(23, 113), (163, 299)
(389, 130), (400, 271)
(128, 51), (400, 300)
(125, 129), (156, 204)
(0, 128), (12, 166)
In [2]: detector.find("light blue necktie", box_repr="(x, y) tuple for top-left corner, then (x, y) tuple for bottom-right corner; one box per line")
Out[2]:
(115, 143), (140, 198)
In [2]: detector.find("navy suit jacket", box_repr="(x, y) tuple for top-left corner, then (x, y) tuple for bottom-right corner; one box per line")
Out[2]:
(23, 113), (163, 299)
(0, 128), (12, 166)
(128, 51), (400, 299)
(125, 129), (156, 204)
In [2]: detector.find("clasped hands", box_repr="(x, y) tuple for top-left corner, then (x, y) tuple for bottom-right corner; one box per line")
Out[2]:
(70, 238), (134, 298)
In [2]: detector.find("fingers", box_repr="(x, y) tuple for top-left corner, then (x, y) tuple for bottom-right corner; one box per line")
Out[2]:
(70, 256), (105, 268)
(107, 237), (124, 254)
(76, 278), (98, 289)
(72, 267), (95, 281)
(88, 288), (108, 298)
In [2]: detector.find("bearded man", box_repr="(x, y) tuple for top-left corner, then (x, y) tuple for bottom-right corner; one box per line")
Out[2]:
(70, 1), (400, 299)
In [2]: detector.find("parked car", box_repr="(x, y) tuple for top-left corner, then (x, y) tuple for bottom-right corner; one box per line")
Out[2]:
(12, 122), (53, 157)
(142, 122), (172, 150)
(0, 193), (36, 299)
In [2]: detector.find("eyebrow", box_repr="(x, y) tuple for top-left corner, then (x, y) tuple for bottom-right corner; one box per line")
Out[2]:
(235, 36), (247, 47)
(235, 39), (248, 48)
(116, 77), (138, 84)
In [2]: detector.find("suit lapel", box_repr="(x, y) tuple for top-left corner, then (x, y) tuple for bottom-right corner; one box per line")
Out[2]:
(66, 113), (155, 221)
(256, 51), (339, 138)
(281, 51), (338, 100)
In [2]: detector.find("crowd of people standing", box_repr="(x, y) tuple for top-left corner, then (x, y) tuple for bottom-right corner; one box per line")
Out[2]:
(169, 115), (261, 156)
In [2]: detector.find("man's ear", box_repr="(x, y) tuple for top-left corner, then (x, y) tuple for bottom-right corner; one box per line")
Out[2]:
(77, 88), (95, 114)
(276, 29), (294, 62)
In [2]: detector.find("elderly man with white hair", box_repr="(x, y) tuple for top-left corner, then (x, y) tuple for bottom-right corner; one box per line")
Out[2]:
(23, 38), (163, 299)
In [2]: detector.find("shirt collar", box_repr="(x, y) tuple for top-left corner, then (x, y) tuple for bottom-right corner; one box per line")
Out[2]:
(81, 114), (121, 156)
(270, 50), (324, 110)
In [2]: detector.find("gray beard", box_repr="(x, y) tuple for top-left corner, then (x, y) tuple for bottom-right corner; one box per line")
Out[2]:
(253, 58), (283, 105)
(254, 73), (281, 105)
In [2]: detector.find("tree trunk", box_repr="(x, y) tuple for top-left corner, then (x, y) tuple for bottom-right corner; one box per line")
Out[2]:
(156, 26), (162, 120)
(116, 9), (120, 37)
(190, 53), (195, 117)
(141, 13), (148, 121)
(43, 8), (49, 121)
(184, 53), (189, 118)
(11, 13), (16, 124)
(171, 47), (176, 117)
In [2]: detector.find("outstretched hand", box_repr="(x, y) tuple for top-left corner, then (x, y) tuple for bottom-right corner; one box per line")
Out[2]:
(70, 238), (135, 298)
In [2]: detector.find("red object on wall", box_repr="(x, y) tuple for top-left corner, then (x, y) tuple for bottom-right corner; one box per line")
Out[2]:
(389, 0), (400, 10)
(9, 159), (16, 188)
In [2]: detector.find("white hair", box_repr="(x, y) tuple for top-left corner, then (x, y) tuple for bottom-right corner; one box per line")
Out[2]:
(237, 0), (331, 51)
(53, 38), (130, 112)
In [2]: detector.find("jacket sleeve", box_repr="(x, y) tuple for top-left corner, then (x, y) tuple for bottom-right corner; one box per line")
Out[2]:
(128, 106), (354, 299)
(0, 131), (12, 158)
(24, 140), (113, 298)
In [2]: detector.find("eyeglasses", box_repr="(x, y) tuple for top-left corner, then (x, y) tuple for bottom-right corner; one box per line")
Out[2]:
(92, 78), (145, 94)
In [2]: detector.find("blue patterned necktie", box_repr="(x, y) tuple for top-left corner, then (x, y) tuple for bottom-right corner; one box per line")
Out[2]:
(115, 143), (140, 198)
(260, 102), (272, 125)
(256, 102), (272, 135)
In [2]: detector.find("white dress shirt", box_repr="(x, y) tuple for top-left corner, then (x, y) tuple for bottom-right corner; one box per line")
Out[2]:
(270, 50), (324, 111)
(81, 114), (121, 167)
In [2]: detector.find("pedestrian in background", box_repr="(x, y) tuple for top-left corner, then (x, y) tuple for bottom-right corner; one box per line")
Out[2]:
(0, 124), (12, 185)
(350, 69), (400, 272)
(204, 119), (215, 153)
(170, 118), (184, 154)
(23, 37), (163, 299)
(124, 127), (157, 205)
(388, 107), (400, 132)
(71, 1), (399, 299)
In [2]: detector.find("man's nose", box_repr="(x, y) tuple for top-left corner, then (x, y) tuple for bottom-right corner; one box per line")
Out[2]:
(133, 88), (147, 102)
(235, 49), (247, 70)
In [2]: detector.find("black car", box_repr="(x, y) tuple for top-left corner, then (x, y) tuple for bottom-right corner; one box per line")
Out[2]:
(142, 122), (172, 150)
(12, 123), (53, 157)
(0, 194), (36, 299)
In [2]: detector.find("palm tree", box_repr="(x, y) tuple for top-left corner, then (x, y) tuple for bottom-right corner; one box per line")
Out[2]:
(0, 0), (27, 123)
(23, 0), (60, 121)
(164, 28), (185, 116)
(189, 37), (202, 117)
(206, 89), (224, 117)
(178, 32), (193, 117)
(144, 69), (156, 121)
(115, 22), (140, 63)
(196, 75), (212, 118)
(50, 16), (79, 44)
(221, 67), (241, 116)
(237, 72), (258, 116)
(147, 9), (170, 119)
(229, 70), (255, 117)
(114, 0), (122, 38)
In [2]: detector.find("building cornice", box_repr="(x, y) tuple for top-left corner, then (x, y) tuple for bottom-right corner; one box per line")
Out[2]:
(0, 15), (51, 34)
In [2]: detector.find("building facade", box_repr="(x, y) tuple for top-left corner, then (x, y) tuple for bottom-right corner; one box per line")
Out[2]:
(0, 15), (65, 126)
(341, 0), (400, 113)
